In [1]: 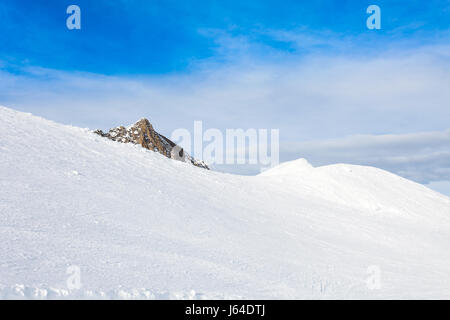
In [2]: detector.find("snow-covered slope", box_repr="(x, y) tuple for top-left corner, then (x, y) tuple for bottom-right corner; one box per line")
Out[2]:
(1, 106), (450, 299)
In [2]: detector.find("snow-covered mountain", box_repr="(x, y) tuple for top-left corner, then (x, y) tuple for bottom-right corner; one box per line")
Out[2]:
(1, 105), (450, 299)
(94, 118), (209, 170)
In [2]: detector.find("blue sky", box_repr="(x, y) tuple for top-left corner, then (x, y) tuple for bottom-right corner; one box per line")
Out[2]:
(1, 0), (449, 74)
(1, 1), (450, 195)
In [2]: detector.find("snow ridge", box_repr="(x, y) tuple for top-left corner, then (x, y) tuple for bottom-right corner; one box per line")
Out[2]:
(1, 106), (450, 299)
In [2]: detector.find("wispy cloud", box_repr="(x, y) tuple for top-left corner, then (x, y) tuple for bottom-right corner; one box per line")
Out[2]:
(282, 129), (450, 184)
(1, 30), (449, 189)
(2, 39), (449, 133)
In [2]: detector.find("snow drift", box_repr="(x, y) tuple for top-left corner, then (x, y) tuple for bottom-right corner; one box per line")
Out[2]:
(0, 106), (450, 299)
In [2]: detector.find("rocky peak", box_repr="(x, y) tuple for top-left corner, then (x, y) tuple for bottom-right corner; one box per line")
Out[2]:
(94, 118), (209, 170)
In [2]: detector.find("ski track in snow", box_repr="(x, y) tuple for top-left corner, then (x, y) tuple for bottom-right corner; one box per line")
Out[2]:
(1, 106), (450, 299)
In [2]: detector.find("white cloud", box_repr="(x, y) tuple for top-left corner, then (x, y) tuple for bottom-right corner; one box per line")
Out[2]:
(1, 32), (449, 190)
(2, 44), (450, 136)
(281, 129), (450, 184)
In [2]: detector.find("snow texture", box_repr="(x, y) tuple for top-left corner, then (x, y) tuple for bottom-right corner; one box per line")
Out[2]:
(1, 106), (450, 299)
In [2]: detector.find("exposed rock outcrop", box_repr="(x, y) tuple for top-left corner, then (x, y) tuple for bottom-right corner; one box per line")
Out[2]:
(94, 119), (209, 170)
